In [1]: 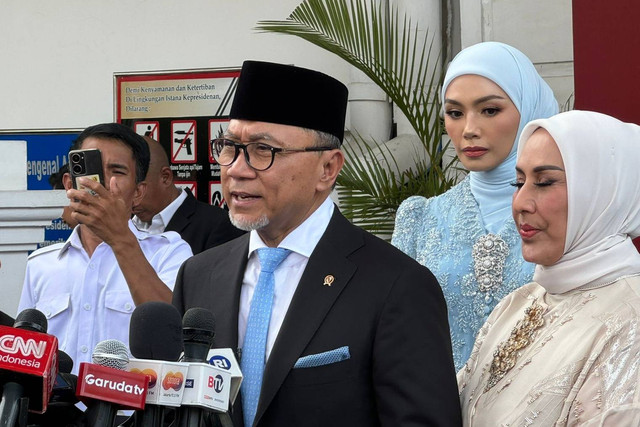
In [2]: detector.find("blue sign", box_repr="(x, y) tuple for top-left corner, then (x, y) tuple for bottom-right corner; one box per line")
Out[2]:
(0, 131), (80, 248)
(0, 132), (79, 190)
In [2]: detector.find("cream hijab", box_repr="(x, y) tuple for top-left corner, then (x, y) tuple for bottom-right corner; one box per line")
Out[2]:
(517, 110), (640, 293)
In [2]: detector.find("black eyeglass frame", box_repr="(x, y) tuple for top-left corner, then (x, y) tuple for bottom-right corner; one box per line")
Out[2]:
(210, 138), (335, 171)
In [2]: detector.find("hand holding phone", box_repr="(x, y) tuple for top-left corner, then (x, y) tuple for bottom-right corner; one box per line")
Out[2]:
(69, 149), (105, 194)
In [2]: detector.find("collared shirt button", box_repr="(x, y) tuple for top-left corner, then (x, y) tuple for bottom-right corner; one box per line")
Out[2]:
(81, 345), (88, 353)
(125, 303), (133, 311)
(89, 263), (95, 270)
(84, 303), (91, 311)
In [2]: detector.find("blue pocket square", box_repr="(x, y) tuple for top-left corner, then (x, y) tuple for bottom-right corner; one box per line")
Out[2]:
(294, 346), (350, 369)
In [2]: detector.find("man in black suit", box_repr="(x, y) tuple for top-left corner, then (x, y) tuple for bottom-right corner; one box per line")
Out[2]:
(173, 60), (461, 426)
(132, 136), (244, 254)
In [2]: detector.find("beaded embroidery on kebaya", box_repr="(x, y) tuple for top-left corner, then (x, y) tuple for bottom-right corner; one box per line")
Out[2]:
(392, 177), (535, 370)
(485, 300), (545, 392)
(473, 234), (509, 293)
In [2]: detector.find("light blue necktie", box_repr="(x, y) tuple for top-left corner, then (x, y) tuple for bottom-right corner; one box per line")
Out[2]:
(241, 247), (291, 427)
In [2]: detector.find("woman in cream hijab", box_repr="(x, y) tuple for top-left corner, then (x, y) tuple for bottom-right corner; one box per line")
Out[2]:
(458, 110), (640, 425)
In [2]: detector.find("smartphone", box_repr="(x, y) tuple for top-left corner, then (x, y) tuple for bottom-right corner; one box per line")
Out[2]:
(68, 148), (105, 193)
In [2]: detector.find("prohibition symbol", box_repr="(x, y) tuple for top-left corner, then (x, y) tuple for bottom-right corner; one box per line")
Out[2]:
(175, 181), (197, 195)
(210, 181), (226, 209)
(135, 121), (159, 140)
(171, 120), (197, 163)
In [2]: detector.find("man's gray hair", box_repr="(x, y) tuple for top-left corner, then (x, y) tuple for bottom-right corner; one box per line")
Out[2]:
(306, 129), (341, 149)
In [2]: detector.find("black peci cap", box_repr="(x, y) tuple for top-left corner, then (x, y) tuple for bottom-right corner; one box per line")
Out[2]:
(229, 60), (349, 142)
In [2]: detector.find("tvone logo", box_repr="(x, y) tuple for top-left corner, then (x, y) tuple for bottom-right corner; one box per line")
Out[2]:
(0, 335), (47, 358)
(208, 374), (224, 393)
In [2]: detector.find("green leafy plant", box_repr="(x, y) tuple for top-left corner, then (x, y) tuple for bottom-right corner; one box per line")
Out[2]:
(256, 0), (460, 237)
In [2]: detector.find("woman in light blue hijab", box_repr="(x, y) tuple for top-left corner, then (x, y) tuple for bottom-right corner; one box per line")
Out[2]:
(392, 42), (558, 370)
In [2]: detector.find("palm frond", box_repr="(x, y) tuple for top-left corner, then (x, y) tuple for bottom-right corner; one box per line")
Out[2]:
(256, 0), (462, 238)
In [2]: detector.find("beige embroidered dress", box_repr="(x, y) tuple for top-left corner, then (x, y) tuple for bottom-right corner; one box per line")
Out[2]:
(458, 276), (640, 426)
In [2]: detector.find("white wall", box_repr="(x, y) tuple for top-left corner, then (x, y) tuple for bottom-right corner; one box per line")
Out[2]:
(459, 0), (574, 107)
(0, 0), (351, 130)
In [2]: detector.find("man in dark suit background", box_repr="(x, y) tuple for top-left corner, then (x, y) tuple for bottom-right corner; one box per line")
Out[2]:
(132, 136), (244, 254)
(172, 60), (461, 426)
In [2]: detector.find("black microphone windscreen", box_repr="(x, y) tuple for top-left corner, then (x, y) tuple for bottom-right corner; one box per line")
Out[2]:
(58, 350), (74, 374)
(183, 307), (216, 332)
(0, 311), (14, 327)
(92, 339), (129, 370)
(129, 301), (183, 361)
(182, 307), (216, 362)
(13, 308), (48, 333)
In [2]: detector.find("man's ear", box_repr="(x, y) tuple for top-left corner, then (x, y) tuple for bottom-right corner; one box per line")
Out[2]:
(317, 149), (345, 192)
(160, 166), (174, 186)
(133, 181), (147, 206)
(62, 173), (73, 190)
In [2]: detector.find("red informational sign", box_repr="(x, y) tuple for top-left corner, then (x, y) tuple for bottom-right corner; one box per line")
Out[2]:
(134, 121), (160, 140)
(209, 181), (226, 209)
(0, 325), (58, 413)
(171, 120), (197, 164)
(175, 181), (197, 196)
(76, 362), (148, 410)
(208, 119), (230, 163)
(115, 68), (240, 206)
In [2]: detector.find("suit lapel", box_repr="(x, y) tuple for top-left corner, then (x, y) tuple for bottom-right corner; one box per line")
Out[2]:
(210, 234), (250, 349)
(256, 210), (363, 421)
(166, 190), (196, 234)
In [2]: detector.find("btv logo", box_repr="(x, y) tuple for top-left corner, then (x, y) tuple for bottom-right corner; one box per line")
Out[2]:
(208, 355), (231, 370)
(0, 335), (47, 358)
(208, 375), (224, 393)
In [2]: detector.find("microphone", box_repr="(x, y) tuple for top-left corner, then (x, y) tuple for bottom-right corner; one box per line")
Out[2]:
(127, 302), (186, 427)
(0, 308), (58, 426)
(182, 307), (216, 363)
(76, 339), (148, 427)
(0, 312), (14, 328)
(178, 308), (232, 427)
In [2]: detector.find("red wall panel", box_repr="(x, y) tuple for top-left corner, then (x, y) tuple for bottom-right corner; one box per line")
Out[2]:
(572, 0), (640, 124)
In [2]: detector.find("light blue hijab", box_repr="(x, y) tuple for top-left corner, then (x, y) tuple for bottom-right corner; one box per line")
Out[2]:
(441, 42), (558, 233)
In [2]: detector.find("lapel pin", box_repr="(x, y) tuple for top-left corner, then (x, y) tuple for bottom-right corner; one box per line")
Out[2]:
(323, 275), (335, 287)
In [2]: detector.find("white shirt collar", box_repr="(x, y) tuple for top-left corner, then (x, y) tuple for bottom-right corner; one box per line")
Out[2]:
(59, 220), (162, 258)
(133, 188), (188, 234)
(248, 196), (334, 258)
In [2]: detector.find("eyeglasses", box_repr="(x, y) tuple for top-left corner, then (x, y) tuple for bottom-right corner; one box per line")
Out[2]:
(210, 138), (335, 171)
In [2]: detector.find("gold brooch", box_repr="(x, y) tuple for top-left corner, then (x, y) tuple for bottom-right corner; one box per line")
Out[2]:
(485, 300), (545, 392)
(323, 275), (335, 286)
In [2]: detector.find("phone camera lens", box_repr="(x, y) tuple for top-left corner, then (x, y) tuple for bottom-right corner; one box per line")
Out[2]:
(72, 164), (83, 174)
(71, 153), (82, 163)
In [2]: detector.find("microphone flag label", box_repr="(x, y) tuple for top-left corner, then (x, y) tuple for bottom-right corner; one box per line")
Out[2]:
(128, 358), (189, 407)
(0, 325), (58, 413)
(181, 362), (231, 412)
(76, 362), (148, 410)
(207, 348), (243, 404)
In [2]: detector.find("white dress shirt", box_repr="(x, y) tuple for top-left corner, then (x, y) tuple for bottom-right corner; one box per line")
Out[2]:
(238, 197), (334, 360)
(133, 188), (188, 234)
(18, 221), (193, 373)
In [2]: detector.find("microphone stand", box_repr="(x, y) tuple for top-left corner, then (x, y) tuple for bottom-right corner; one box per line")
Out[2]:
(0, 383), (29, 427)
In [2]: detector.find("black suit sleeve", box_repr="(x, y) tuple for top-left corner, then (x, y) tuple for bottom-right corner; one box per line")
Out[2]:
(373, 264), (462, 426)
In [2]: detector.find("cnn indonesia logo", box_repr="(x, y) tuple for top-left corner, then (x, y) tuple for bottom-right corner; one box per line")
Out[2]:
(208, 374), (224, 393)
(0, 335), (48, 368)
